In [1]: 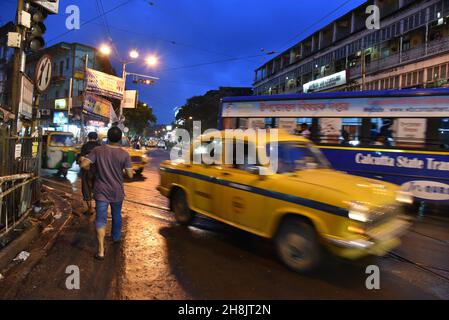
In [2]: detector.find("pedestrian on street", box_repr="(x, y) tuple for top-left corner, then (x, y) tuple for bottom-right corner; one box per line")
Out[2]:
(80, 127), (134, 260)
(299, 123), (311, 139)
(80, 132), (101, 215)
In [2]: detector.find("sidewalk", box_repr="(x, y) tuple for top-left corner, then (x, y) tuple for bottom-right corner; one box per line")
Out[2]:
(0, 183), (125, 299)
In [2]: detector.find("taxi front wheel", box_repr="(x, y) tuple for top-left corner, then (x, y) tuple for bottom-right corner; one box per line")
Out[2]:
(172, 190), (195, 226)
(275, 219), (322, 273)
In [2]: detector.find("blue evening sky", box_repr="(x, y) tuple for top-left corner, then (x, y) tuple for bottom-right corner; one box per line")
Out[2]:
(1, 0), (367, 124)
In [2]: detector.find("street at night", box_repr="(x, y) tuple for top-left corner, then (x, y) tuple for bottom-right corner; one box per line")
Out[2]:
(0, 149), (447, 300)
(1, 0), (449, 311)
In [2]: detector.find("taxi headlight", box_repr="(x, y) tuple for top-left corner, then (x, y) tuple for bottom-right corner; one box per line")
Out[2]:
(396, 191), (414, 205)
(348, 202), (371, 223)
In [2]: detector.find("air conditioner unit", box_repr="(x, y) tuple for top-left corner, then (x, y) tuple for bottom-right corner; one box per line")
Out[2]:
(40, 109), (51, 116)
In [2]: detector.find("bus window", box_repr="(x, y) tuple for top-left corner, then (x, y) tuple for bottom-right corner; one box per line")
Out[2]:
(393, 118), (427, 148)
(341, 118), (362, 146)
(439, 118), (449, 148)
(369, 118), (394, 147)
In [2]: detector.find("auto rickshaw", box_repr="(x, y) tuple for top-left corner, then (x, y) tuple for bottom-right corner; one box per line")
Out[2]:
(42, 132), (80, 178)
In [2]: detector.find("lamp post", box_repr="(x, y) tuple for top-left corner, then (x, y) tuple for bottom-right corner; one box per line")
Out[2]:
(98, 45), (159, 123)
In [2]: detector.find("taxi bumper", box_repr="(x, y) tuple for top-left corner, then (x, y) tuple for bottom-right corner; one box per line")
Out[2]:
(324, 217), (411, 259)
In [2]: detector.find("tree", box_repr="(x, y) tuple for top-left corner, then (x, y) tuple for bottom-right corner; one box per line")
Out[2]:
(175, 87), (252, 132)
(123, 102), (157, 136)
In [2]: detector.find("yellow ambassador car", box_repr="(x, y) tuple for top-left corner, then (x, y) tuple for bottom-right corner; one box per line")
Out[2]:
(157, 130), (411, 273)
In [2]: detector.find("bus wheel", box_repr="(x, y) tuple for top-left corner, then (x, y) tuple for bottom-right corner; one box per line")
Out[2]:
(275, 218), (322, 273)
(172, 189), (194, 226)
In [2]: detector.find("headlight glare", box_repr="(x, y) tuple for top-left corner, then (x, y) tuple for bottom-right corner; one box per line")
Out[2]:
(348, 202), (370, 223)
(396, 191), (414, 204)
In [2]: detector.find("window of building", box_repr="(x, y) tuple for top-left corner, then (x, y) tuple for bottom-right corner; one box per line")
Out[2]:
(59, 61), (64, 76)
(441, 64), (447, 79)
(434, 66), (440, 80)
(418, 71), (424, 84)
(427, 67), (433, 82)
(66, 58), (69, 70)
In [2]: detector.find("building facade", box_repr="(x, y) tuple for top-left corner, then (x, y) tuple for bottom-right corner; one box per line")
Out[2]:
(25, 42), (116, 134)
(253, 0), (449, 95)
(0, 22), (15, 115)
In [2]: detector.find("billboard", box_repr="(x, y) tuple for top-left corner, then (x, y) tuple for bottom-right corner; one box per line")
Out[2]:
(85, 68), (125, 100)
(53, 111), (68, 125)
(123, 90), (138, 109)
(83, 93), (112, 119)
(31, 1), (59, 14)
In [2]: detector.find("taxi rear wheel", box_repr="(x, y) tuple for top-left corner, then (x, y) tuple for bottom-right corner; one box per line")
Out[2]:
(172, 190), (194, 226)
(275, 219), (322, 273)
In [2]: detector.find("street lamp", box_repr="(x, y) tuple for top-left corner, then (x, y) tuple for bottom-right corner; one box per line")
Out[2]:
(99, 44), (112, 56)
(97, 44), (159, 122)
(146, 55), (158, 67)
(129, 50), (139, 59)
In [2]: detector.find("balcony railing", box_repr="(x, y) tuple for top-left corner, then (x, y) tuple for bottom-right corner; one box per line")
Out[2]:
(349, 37), (449, 78)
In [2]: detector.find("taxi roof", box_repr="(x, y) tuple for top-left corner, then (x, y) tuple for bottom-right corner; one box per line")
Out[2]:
(198, 129), (310, 144)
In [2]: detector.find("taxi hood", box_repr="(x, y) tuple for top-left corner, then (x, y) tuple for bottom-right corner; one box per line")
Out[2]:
(285, 169), (399, 208)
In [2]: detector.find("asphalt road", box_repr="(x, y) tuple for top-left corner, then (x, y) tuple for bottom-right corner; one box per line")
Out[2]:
(0, 148), (448, 300)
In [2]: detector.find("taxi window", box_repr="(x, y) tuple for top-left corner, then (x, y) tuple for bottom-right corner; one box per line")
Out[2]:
(193, 140), (223, 165)
(268, 142), (330, 173)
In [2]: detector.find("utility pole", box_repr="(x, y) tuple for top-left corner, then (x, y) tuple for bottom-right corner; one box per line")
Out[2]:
(119, 61), (127, 121)
(361, 49), (366, 91)
(10, 0), (25, 135)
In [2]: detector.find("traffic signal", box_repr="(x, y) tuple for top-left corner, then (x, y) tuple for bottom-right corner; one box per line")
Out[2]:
(26, 4), (48, 53)
(133, 78), (155, 85)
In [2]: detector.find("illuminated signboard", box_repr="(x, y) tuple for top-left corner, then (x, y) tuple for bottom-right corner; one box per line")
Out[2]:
(53, 111), (68, 125)
(303, 71), (347, 93)
(55, 98), (67, 110)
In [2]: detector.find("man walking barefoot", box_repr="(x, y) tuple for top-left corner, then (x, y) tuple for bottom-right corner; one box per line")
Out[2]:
(80, 127), (134, 260)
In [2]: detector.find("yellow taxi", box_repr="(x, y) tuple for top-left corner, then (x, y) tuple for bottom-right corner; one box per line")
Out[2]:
(100, 135), (149, 175)
(157, 130), (411, 273)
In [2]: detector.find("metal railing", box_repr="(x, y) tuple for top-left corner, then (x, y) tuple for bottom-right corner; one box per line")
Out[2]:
(0, 127), (42, 239)
(0, 173), (39, 239)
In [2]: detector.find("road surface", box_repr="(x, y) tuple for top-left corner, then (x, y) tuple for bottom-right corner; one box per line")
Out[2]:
(0, 148), (448, 300)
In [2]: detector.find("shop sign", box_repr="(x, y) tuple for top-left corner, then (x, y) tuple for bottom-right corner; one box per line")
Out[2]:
(19, 75), (34, 119)
(123, 90), (138, 109)
(55, 98), (67, 110)
(83, 93), (112, 119)
(86, 68), (125, 100)
(303, 71), (347, 93)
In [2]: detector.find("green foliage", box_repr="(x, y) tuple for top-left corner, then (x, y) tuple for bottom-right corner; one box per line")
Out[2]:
(175, 87), (252, 132)
(123, 102), (157, 136)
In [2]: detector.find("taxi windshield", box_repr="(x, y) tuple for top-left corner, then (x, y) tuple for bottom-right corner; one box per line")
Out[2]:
(269, 142), (330, 173)
(49, 134), (74, 147)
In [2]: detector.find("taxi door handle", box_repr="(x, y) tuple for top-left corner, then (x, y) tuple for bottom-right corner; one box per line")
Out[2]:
(221, 172), (231, 177)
